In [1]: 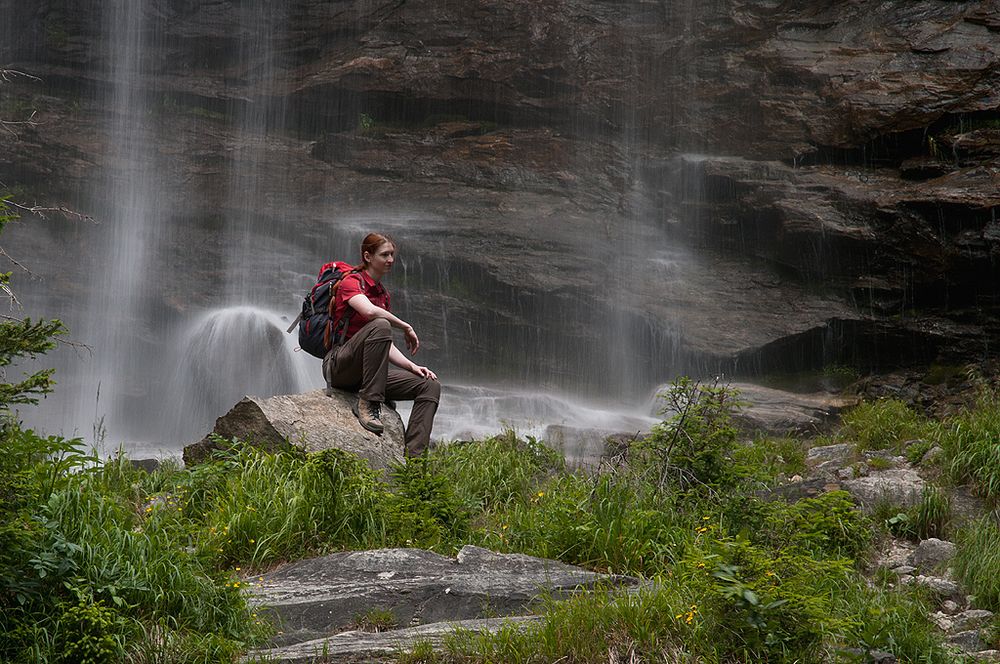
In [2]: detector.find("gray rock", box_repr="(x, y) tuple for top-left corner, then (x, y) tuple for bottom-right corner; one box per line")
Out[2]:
(734, 387), (857, 436)
(911, 576), (965, 605)
(843, 469), (926, 512)
(806, 444), (854, 470)
(921, 446), (945, 465)
(130, 458), (160, 473)
(249, 546), (635, 648)
(942, 600), (962, 615)
(929, 611), (954, 632)
(972, 651), (1000, 662)
(544, 425), (647, 470)
(862, 451), (907, 469)
(183, 390), (404, 470)
(951, 609), (995, 633)
(877, 539), (917, 570)
(909, 538), (958, 572)
(837, 467), (856, 481)
(891, 566), (916, 576)
(247, 616), (540, 663)
(948, 629), (983, 653)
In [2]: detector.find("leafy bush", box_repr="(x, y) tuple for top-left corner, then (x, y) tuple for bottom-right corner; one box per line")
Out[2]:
(755, 491), (873, 559)
(385, 455), (471, 550)
(430, 432), (562, 511)
(634, 377), (745, 491)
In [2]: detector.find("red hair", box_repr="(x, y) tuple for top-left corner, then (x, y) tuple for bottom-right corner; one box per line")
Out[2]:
(358, 232), (395, 270)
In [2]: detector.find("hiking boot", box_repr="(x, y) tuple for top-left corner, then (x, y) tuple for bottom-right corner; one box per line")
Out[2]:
(352, 398), (384, 435)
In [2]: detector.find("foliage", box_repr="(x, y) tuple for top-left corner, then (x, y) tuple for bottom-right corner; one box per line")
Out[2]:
(839, 398), (930, 453)
(730, 436), (808, 484)
(429, 431), (563, 512)
(938, 389), (1000, 499)
(634, 377), (745, 492)
(353, 607), (398, 633)
(195, 445), (388, 566)
(385, 455), (471, 550)
(954, 515), (1000, 611)
(913, 485), (951, 541)
(3, 362), (976, 662)
(753, 491), (873, 559)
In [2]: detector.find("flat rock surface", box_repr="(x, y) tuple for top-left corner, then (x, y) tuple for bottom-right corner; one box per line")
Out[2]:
(250, 545), (635, 649)
(183, 390), (404, 470)
(731, 383), (856, 435)
(247, 616), (540, 664)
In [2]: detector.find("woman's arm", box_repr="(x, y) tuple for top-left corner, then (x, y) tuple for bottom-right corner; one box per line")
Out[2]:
(347, 293), (420, 353)
(389, 343), (437, 380)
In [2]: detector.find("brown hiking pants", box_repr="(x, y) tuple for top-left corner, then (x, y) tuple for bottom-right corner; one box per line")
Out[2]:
(323, 318), (441, 457)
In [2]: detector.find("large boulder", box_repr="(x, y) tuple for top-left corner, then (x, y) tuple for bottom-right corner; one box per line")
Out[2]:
(182, 389), (404, 470)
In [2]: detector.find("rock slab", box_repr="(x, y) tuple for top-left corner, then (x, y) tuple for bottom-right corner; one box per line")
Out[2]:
(182, 389), (404, 470)
(247, 545), (636, 659)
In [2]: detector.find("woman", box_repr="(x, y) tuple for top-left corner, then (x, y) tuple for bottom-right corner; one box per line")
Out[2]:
(323, 233), (440, 457)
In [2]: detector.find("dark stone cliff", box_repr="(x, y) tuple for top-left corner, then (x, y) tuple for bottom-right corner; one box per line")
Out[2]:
(2, 0), (998, 396)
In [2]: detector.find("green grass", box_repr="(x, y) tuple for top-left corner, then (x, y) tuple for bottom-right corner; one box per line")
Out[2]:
(954, 515), (1000, 611)
(10, 377), (994, 663)
(838, 398), (931, 453)
(937, 390), (1000, 498)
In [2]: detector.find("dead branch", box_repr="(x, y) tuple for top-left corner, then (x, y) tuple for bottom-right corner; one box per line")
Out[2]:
(0, 111), (41, 138)
(7, 200), (95, 222)
(2, 281), (22, 310)
(0, 246), (33, 275)
(0, 69), (42, 83)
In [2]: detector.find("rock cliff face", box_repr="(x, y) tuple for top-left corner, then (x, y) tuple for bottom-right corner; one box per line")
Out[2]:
(1, 0), (998, 409)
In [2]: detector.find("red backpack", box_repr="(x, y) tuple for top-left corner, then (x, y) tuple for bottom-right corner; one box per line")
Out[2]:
(287, 261), (359, 358)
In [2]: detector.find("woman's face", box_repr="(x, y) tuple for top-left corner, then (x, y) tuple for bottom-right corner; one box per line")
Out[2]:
(365, 241), (396, 278)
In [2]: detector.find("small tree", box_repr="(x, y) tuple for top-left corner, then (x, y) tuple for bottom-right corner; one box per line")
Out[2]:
(0, 197), (66, 413)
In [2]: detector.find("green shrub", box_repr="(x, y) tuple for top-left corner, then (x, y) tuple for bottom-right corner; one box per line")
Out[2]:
(198, 446), (388, 566)
(384, 455), (471, 551)
(839, 399), (930, 452)
(756, 491), (873, 559)
(476, 472), (687, 575)
(55, 598), (128, 664)
(730, 436), (808, 484)
(635, 377), (745, 491)
(905, 439), (934, 465)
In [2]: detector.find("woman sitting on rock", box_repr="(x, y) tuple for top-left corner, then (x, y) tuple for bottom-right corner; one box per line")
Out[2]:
(323, 232), (440, 457)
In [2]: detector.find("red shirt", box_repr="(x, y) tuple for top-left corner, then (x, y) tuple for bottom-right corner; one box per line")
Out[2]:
(333, 271), (391, 341)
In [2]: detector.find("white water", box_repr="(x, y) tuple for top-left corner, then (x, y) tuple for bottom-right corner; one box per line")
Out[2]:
(158, 306), (317, 444)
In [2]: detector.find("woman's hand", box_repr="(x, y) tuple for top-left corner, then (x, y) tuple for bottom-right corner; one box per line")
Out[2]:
(411, 365), (437, 381)
(404, 326), (420, 354)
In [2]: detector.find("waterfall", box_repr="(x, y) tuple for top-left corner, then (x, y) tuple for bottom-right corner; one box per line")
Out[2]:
(9, 1), (686, 455)
(163, 306), (315, 443)
(72, 0), (168, 446)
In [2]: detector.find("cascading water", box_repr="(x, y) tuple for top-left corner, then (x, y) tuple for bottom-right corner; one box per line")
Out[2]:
(71, 0), (168, 447)
(159, 1), (314, 443)
(164, 306), (315, 442)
